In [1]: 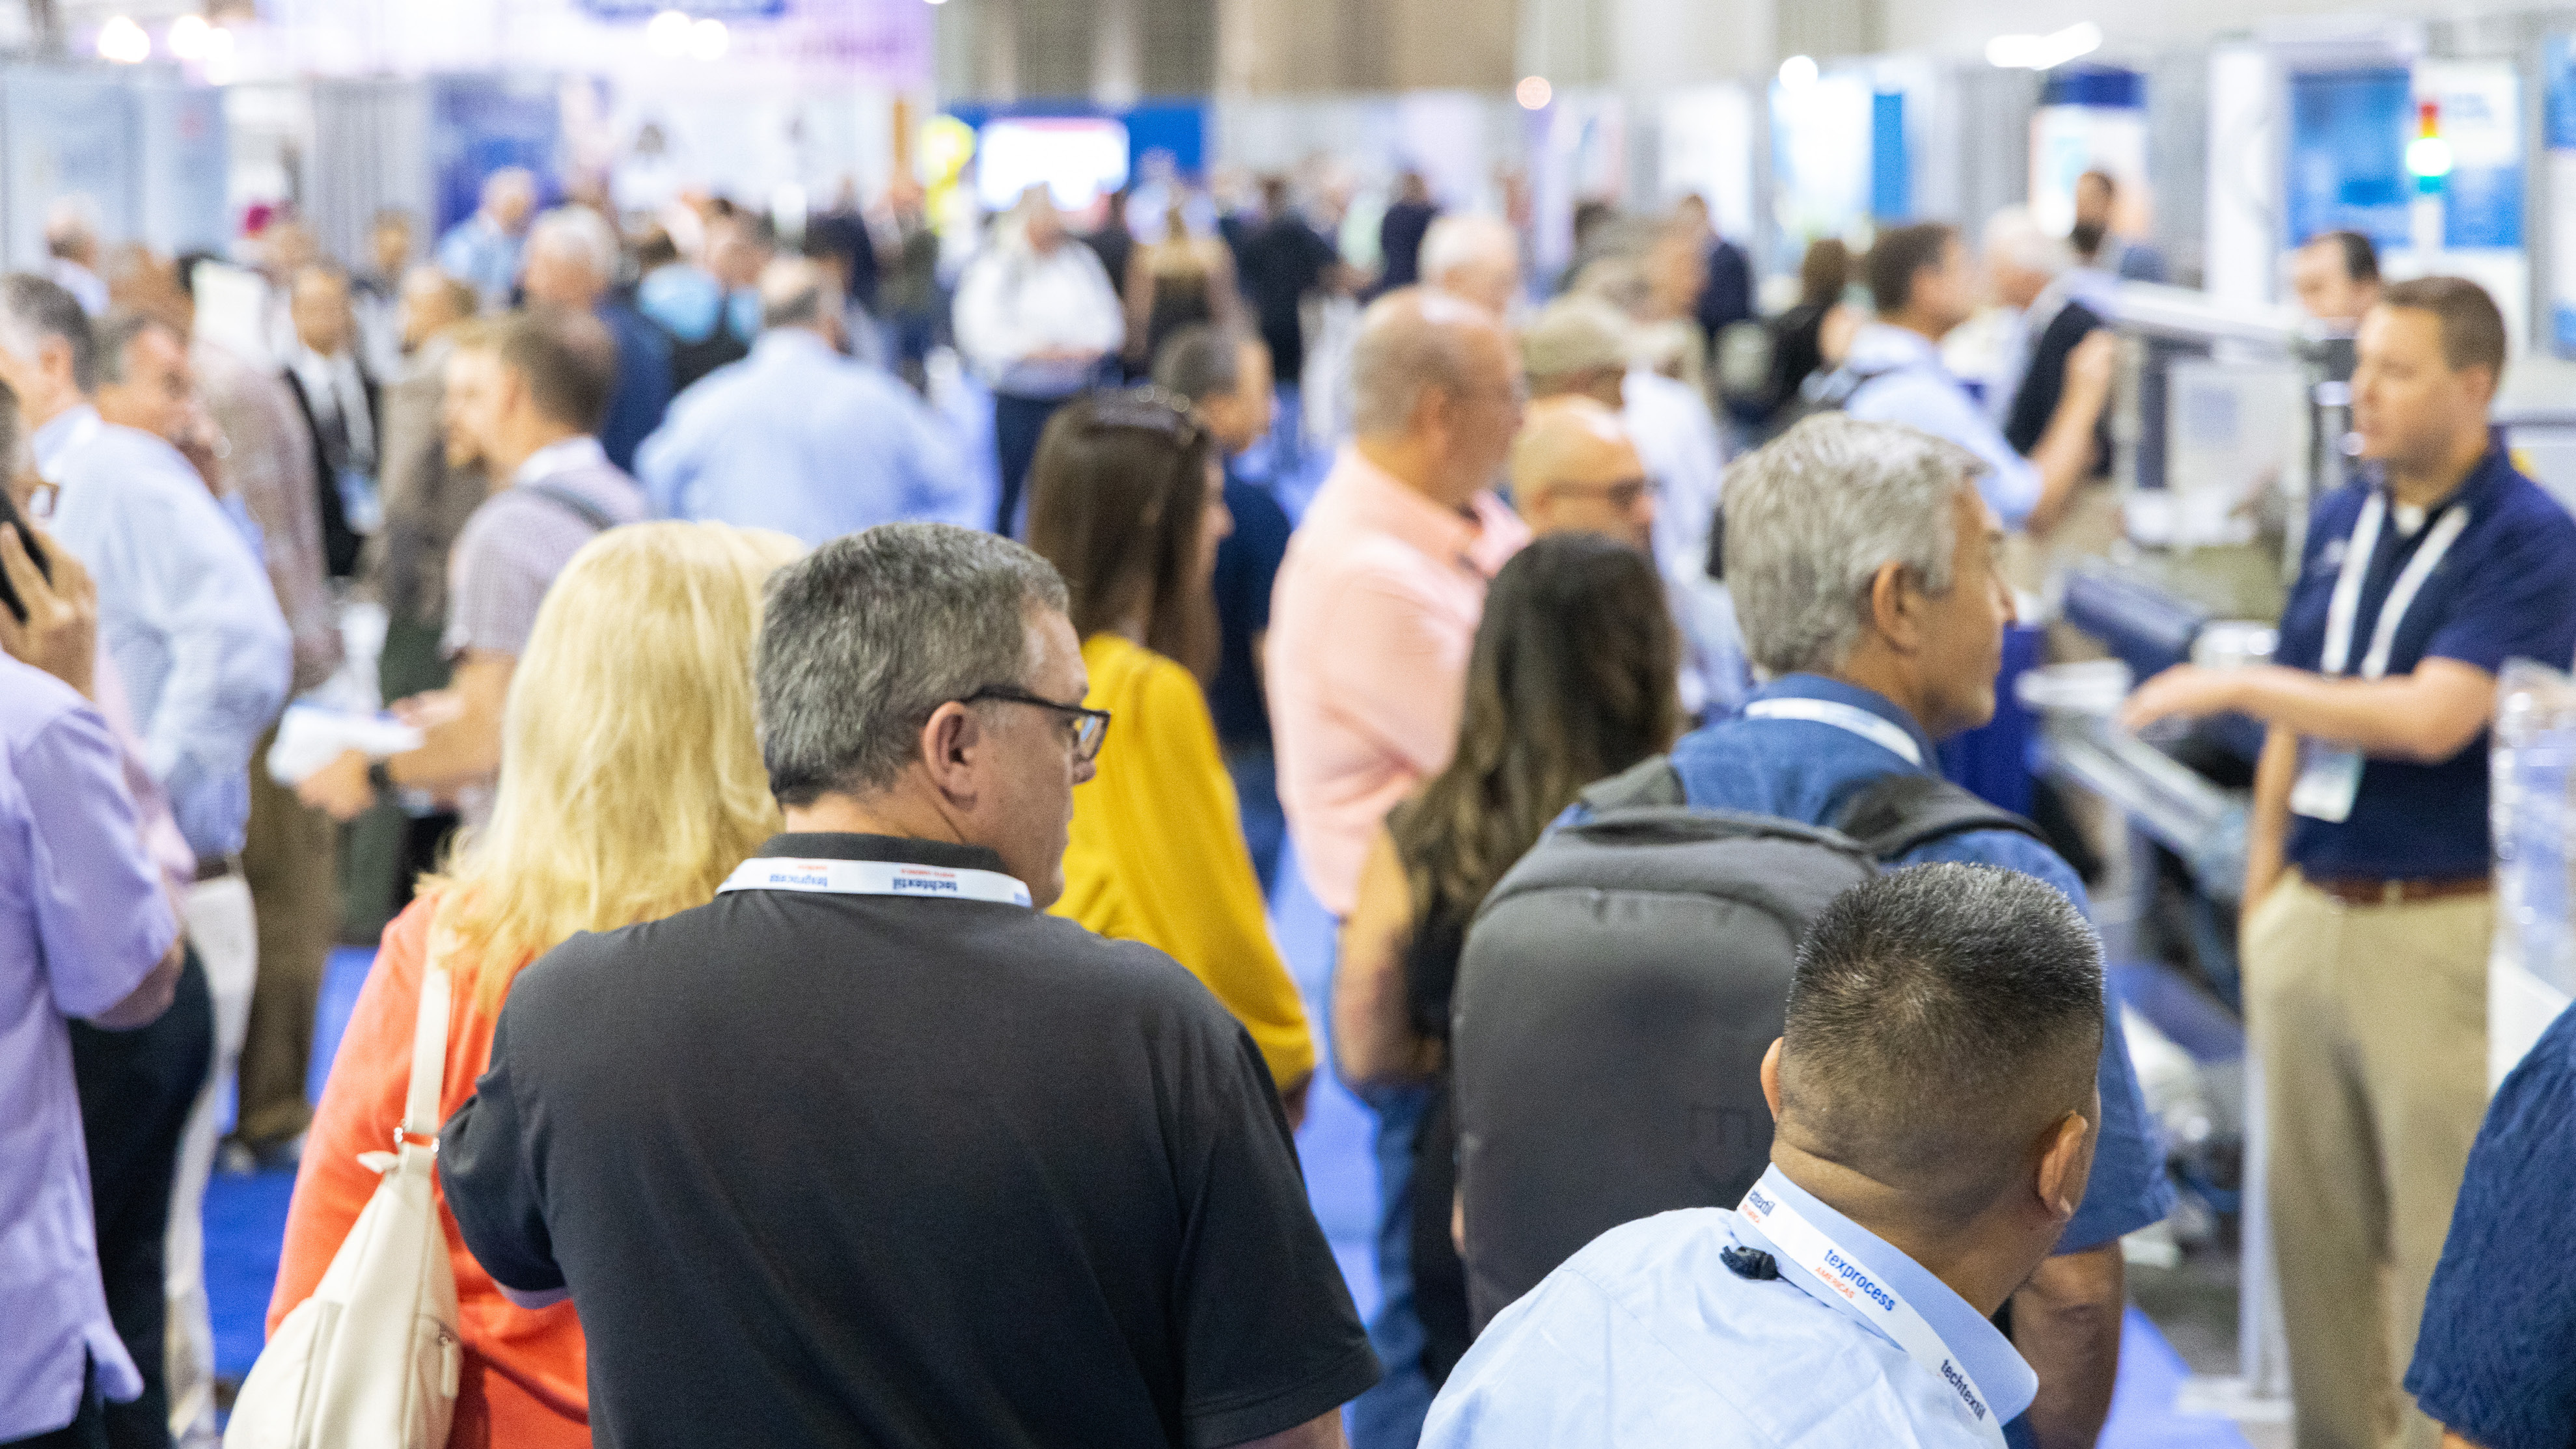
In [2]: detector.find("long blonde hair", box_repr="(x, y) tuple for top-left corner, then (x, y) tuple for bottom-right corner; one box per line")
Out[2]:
(427, 521), (804, 1010)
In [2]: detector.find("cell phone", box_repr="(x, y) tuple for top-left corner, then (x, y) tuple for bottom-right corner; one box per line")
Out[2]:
(0, 489), (51, 625)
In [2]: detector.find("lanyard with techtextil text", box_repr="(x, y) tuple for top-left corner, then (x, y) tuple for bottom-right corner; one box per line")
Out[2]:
(1738, 1181), (2009, 1449)
(2319, 492), (2471, 680)
(716, 858), (1033, 908)
(1743, 697), (1926, 768)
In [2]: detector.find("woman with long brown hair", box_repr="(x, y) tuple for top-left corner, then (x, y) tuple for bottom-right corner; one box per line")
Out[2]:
(1332, 531), (1680, 1421)
(1024, 386), (1315, 1119)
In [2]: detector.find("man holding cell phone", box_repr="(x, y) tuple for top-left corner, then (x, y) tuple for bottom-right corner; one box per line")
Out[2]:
(2124, 276), (2576, 1449)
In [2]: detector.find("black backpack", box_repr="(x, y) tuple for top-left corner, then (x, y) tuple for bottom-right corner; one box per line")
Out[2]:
(1451, 756), (2042, 1330)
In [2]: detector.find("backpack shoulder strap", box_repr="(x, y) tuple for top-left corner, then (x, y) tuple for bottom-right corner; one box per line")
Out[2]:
(521, 480), (618, 534)
(1833, 771), (2046, 862)
(1578, 755), (1688, 814)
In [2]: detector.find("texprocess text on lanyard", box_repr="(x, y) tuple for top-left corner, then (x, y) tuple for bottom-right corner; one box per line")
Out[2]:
(1738, 1180), (2009, 1449)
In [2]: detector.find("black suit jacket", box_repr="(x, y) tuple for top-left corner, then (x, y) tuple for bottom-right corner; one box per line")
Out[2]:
(281, 362), (379, 580)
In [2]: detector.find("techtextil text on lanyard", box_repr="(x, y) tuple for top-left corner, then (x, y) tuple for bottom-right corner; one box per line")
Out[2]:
(717, 858), (1034, 908)
(1738, 1179), (2009, 1449)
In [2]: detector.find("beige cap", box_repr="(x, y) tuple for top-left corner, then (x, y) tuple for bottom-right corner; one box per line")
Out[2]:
(1521, 295), (1632, 381)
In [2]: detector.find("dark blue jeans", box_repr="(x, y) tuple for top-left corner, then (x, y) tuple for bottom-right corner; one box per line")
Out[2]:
(993, 392), (1071, 537)
(1349, 1084), (1434, 1448)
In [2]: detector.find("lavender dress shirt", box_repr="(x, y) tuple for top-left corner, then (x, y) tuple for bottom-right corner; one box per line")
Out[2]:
(0, 655), (180, 1438)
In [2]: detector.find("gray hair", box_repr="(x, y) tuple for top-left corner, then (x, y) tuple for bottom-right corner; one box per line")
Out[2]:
(44, 196), (98, 260)
(757, 256), (840, 331)
(1348, 288), (1493, 437)
(1721, 415), (1986, 677)
(93, 310), (180, 387)
(1150, 322), (1242, 403)
(0, 274), (98, 392)
(756, 523), (1073, 805)
(1419, 213), (1516, 286)
(1982, 206), (2069, 277)
(1520, 295), (1630, 383)
(526, 206), (618, 282)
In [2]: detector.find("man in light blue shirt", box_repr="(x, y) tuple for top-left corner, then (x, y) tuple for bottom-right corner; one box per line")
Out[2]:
(1841, 223), (2111, 538)
(1428, 863), (2103, 1448)
(0, 276), (290, 864)
(638, 257), (976, 545)
(1546, 417), (2169, 1447)
(435, 168), (538, 313)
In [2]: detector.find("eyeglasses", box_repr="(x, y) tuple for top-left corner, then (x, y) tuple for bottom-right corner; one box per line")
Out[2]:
(1546, 475), (1656, 511)
(961, 686), (1113, 763)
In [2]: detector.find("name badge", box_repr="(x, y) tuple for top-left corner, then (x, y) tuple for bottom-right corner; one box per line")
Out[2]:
(2288, 742), (2364, 824)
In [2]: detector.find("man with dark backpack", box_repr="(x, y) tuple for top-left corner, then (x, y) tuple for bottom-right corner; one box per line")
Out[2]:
(1452, 416), (2167, 1449)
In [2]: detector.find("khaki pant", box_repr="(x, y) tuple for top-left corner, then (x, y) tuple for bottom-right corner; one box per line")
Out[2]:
(2243, 872), (2490, 1449)
(235, 732), (337, 1150)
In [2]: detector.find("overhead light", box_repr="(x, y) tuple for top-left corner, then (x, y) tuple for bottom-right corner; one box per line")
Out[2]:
(166, 12), (210, 60)
(1777, 54), (1818, 90)
(687, 16), (729, 61)
(1515, 75), (1552, 110)
(1986, 21), (2102, 70)
(644, 8), (693, 57)
(96, 14), (150, 62)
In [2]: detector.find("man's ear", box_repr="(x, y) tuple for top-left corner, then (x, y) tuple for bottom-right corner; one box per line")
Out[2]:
(917, 701), (984, 806)
(1759, 1038), (1786, 1122)
(2032, 1109), (2091, 1224)
(1866, 560), (1926, 655)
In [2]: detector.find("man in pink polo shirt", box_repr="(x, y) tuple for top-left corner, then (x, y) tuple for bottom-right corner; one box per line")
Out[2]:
(1269, 288), (1531, 919)
(1267, 287), (1529, 1448)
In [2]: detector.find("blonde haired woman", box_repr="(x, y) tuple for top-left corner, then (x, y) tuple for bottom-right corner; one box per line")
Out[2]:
(269, 522), (802, 1448)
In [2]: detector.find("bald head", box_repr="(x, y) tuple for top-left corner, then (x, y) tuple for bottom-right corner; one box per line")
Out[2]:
(1420, 213), (1522, 318)
(1349, 288), (1524, 508)
(1511, 396), (1653, 551)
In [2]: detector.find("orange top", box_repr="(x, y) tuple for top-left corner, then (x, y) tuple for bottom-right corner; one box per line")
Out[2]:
(268, 895), (588, 1449)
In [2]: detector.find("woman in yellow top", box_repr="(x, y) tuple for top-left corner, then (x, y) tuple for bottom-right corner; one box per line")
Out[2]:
(1026, 386), (1316, 1121)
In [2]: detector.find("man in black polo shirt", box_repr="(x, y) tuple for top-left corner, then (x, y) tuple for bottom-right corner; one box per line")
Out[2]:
(440, 523), (1378, 1448)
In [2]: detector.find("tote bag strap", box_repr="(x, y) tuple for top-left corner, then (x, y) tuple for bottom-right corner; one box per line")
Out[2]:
(398, 920), (457, 1152)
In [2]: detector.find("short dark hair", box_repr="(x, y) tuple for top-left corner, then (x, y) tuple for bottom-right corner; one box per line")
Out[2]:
(2380, 275), (2506, 380)
(2308, 229), (2379, 285)
(756, 524), (1069, 806)
(459, 306), (618, 433)
(1150, 323), (1242, 405)
(1781, 864), (2104, 1225)
(0, 274), (99, 393)
(1865, 223), (1958, 316)
(93, 311), (181, 387)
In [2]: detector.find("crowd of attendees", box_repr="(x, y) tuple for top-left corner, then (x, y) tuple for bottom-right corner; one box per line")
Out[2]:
(2, 150), (2573, 1449)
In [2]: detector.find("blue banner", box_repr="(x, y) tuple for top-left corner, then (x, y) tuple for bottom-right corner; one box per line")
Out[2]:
(2285, 68), (2413, 250)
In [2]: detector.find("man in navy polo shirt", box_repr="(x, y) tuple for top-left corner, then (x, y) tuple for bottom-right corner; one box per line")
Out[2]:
(1665, 415), (2171, 1449)
(2126, 276), (2576, 1449)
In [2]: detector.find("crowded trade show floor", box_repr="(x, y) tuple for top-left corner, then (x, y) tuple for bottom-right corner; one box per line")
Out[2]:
(198, 846), (2273, 1448)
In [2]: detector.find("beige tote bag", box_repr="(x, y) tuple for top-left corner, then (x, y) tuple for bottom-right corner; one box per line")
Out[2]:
(224, 943), (462, 1449)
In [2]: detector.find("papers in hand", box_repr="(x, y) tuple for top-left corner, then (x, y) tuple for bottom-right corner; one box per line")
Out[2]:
(267, 703), (423, 786)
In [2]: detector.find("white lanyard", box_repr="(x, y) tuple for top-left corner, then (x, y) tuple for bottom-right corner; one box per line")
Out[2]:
(2320, 492), (2471, 680)
(1744, 697), (1926, 768)
(1739, 1181), (2008, 1448)
(717, 857), (1032, 908)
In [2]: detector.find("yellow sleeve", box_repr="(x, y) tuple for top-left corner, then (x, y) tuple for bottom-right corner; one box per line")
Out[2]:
(1116, 655), (1317, 1092)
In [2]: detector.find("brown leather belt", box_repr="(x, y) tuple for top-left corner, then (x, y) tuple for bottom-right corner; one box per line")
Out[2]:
(2307, 874), (2491, 907)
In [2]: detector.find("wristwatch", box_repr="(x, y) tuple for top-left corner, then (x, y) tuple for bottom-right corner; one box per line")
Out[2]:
(367, 759), (396, 799)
